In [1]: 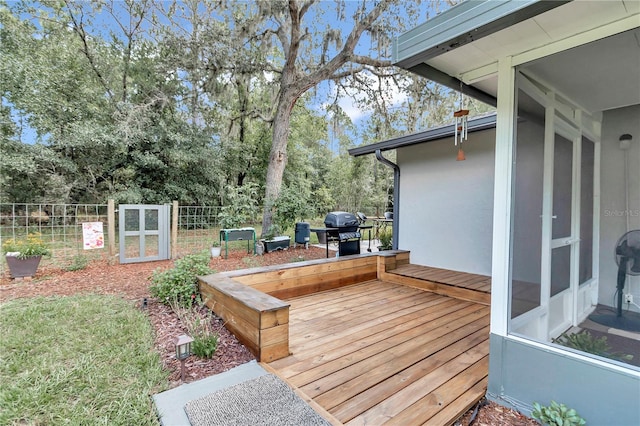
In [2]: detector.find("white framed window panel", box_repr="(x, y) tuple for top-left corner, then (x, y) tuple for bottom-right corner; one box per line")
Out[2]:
(508, 70), (602, 340)
(491, 10), (629, 340)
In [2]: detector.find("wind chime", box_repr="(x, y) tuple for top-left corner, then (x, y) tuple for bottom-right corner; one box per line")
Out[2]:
(453, 91), (469, 161)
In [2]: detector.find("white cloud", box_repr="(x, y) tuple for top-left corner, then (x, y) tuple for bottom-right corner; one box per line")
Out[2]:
(323, 71), (408, 123)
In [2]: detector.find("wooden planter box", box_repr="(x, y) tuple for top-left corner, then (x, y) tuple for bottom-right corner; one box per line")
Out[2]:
(5, 255), (42, 278)
(198, 275), (290, 362)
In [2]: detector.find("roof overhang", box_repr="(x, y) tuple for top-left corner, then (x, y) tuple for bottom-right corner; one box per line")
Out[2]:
(353, 1), (639, 158)
(393, 0), (640, 111)
(349, 114), (496, 157)
(393, 0), (568, 69)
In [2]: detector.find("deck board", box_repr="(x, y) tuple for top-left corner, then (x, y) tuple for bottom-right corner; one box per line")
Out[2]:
(390, 264), (492, 295)
(270, 296), (456, 372)
(267, 279), (490, 425)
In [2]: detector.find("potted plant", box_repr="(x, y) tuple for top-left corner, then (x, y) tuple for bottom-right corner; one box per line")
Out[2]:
(261, 225), (290, 253)
(2, 233), (51, 278)
(210, 240), (221, 258)
(377, 228), (393, 251)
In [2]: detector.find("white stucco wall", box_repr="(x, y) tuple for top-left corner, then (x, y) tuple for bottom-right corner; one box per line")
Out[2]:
(396, 129), (496, 275)
(599, 104), (640, 311)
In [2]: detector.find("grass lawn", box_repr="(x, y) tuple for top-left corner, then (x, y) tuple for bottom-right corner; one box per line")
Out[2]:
(0, 295), (169, 425)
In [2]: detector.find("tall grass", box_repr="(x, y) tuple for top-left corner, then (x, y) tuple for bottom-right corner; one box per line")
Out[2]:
(0, 295), (168, 425)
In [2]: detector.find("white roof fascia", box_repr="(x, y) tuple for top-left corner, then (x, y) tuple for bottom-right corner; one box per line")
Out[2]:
(393, 0), (569, 69)
(348, 113), (496, 157)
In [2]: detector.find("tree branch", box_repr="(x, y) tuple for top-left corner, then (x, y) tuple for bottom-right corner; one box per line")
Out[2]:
(328, 66), (365, 82)
(293, 0), (393, 95)
(283, 0), (302, 77)
(64, 1), (117, 105)
(350, 54), (392, 68)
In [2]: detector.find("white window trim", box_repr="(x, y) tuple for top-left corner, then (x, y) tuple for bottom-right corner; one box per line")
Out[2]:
(494, 52), (605, 338)
(490, 56), (516, 336)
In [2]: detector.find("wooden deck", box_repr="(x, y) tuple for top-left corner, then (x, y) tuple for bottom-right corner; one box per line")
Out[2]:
(385, 264), (491, 305)
(267, 279), (490, 425)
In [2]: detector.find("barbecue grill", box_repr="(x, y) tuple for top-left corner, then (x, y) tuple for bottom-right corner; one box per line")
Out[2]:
(324, 211), (361, 256)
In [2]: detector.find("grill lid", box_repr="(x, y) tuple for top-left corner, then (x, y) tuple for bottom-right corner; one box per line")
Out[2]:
(324, 211), (358, 228)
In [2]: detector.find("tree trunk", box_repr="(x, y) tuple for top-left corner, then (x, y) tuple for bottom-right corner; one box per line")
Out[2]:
(261, 89), (297, 236)
(258, 0), (394, 237)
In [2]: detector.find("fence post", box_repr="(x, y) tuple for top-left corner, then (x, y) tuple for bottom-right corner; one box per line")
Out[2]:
(108, 199), (116, 260)
(171, 201), (178, 259)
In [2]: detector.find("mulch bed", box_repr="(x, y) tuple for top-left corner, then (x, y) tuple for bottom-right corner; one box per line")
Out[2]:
(0, 246), (538, 425)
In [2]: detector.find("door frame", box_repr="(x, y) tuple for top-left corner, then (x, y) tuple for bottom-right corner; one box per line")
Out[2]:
(119, 204), (171, 264)
(510, 72), (601, 340)
(542, 112), (582, 339)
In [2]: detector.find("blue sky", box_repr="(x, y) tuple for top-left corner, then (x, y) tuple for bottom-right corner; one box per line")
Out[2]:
(7, 0), (443, 145)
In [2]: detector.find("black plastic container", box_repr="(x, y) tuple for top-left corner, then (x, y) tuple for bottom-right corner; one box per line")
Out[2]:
(295, 222), (310, 246)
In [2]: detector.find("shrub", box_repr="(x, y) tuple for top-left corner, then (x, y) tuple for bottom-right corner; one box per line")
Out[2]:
(217, 183), (260, 229)
(532, 401), (585, 426)
(378, 228), (393, 250)
(192, 335), (219, 359)
(1, 233), (51, 259)
(273, 184), (310, 230)
(66, 254), (89, 271)
(150, 251), (212, 307)
(555, 331), (633, 362)
(170, 302), (220, 359)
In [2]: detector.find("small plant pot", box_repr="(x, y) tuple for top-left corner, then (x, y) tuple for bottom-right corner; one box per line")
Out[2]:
(5, 255), (42, 278)
(210, 246), (222, 258)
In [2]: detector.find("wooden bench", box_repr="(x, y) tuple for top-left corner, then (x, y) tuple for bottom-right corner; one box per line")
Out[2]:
(223, 253), (383, 299)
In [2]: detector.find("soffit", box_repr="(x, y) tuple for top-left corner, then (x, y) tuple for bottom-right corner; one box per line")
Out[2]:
(425, 0), (637, 82)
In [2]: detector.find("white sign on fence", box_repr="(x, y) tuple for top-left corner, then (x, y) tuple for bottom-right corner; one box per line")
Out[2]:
(82, 222), (105, 250)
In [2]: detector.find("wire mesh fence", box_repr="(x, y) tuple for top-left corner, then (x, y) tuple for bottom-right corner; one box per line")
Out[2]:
(174, 205), (223, 257)
(0, 202), (235, 276)
(0, 203), (112, 273)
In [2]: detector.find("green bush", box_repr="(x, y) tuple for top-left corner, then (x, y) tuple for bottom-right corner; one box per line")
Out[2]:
(150, 251), (212, 307)
(378, 228), (393, 250)
(170, 302), (220, 359)
(66, 254), (89, 271)
(532, 401), (585, 426)
(273, 184), (310, 230)
(192, 335), (219, 359)
(217, 183), (260, 229)
(555, 331), (633, 362)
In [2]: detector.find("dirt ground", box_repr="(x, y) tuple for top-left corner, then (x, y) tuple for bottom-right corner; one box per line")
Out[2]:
(0, 246), (538, 426)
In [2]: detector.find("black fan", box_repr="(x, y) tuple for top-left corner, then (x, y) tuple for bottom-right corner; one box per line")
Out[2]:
(590, 229), (640, 332)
